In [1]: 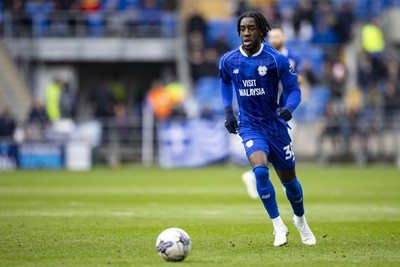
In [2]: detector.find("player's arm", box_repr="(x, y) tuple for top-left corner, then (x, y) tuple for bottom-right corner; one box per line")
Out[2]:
(219, 56), (238, 134)
(276, 56), (301, 121)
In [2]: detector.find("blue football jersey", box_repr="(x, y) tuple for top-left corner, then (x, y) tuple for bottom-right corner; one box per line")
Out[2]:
(220, 43), (301, 136)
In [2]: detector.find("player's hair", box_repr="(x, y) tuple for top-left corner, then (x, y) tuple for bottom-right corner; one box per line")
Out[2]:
(237, 11), (271, 42)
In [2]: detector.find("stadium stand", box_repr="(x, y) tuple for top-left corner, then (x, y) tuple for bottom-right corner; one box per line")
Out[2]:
(0, 0), (399, 167)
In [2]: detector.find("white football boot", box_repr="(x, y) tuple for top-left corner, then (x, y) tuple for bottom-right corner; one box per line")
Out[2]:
(292, 216), (316, 246)
(273, 224), (289, 247)
(241, 170), (258, 199)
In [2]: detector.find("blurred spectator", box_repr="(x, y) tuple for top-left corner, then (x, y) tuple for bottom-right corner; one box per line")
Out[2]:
(0, 108), (17, 140)
(320, 57), (346, 101)
(292, 0), (314, 40)
(383, 82), (400, 123)
(192, 47), (219, 82)
(122, 0), (141, 37)
(25, 0), (54, 37)
(9, 0), (32, 37)
(165, 74), (187, 119)
(235, 0), (252, 17)
(59, 81), (77, 119)
(114, 102), (130, 141)
(357, 51), (376, 92)
(110, 74), (127, 103)
(51, 0), (79, 36)
(312, 0), (338, 44)
(302, 60), (319, 87)
(26, 100), (49, 142)
(165, 74), (186, 105)
(259, 3), (281, 28)
(55, 0), (79, 10)
(386, 59), (399, 84)
(89, 82), (116, 119)
(361, 17), (385, 56)
(330, 58), (347, 100)
(334, 1), (354, 44)
(45, 78), (63, 122)
(341, 107), (360, 155)
(103, 0), (122, 36)
(187, 8), (207, 37)
(214, 35), (231, 57)
(27, 100), (50, 129)
(318, 101), (341, 157)
(147, 79), (173, 120)
(268, 27), (302, 73)
(138, 0), (162, 37)
(188, 31), (205, 52)
(163, 0), (178, 11)
(80, 0), (104, 36)
(80, 0), (100, 13)
(189, 49), (204, 82)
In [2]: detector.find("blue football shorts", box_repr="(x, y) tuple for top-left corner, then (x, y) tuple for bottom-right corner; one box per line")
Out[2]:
(238, 129), (296, 170)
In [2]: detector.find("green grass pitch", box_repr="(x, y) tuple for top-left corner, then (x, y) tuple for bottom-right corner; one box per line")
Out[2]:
(0, 164), (399, 266)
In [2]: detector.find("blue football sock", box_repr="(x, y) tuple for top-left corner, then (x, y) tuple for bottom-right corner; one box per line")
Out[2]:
(282, 177), (304, 217)
(253, 166), (279, 219)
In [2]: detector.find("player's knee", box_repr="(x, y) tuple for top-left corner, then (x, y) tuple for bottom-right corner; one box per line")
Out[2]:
(253, 166), (269, 187)
(277, 169), (296, 183)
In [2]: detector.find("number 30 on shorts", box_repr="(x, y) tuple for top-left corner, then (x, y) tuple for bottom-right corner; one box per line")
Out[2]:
(283, 142), (295, 161)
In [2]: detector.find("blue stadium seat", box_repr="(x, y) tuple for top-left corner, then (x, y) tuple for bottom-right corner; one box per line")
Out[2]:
(194, 77), (223, 116)
(295, 86), (330, 123)
(206, 20), (229, 46)
(86, 13), (104, 37)
(286, 40), (324, 78)
(161, 13), (178, 38)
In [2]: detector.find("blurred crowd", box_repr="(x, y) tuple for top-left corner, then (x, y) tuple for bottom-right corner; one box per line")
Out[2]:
(1, 0), (400, 163)
(183, 0), (400, 161)
(0, 0), (178, 37)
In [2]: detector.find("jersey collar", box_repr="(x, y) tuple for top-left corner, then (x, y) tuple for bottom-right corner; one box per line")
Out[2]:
(239, 43), (264, 57)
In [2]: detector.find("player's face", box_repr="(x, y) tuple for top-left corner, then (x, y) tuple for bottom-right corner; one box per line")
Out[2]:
(239, 17), (262, 55)
(268, 29), (285, 51)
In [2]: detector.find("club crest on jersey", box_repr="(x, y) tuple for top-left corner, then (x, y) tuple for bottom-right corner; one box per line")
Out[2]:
(246, 140), (254, 148)
(257, 66), (267, 76)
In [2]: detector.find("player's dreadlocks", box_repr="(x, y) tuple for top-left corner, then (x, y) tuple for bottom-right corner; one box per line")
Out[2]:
(237, 11), (271, 43)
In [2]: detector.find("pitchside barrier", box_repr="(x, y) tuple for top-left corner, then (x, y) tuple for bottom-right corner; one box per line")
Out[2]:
(1, 116), (399, 171)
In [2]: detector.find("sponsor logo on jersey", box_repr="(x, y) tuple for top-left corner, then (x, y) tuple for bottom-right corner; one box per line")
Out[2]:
(239, 88), (265, 96)
(258, 65), (268, 76)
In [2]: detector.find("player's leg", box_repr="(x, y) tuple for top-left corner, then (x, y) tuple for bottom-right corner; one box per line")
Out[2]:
(276, 169), (316, 246)
(248, 151), (288, 247)
(275, 168), (304, 217)
(269, 134), (316, 246)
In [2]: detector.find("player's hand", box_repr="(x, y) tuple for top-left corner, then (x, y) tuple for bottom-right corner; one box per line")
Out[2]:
(276, 106), (293, 121)
(224, 106), (238, 134)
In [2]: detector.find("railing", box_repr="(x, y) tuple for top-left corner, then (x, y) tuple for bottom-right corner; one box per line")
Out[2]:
(1, 10), (178, 38)
(316, 117), (400, 165)
(1, 114), (400, 168)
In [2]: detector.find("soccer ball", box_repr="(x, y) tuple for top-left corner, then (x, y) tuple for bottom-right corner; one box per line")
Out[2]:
(156, 228), (192, 262)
